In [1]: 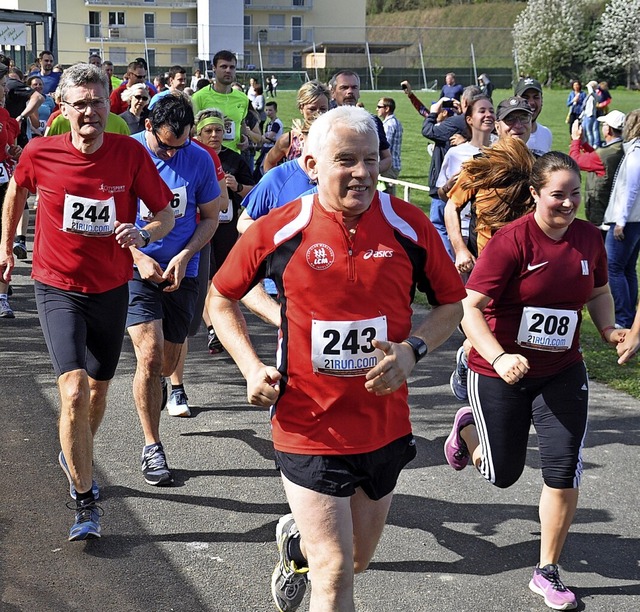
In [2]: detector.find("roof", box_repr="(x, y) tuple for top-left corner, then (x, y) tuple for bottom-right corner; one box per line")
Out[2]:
(302, 41), (412, 55)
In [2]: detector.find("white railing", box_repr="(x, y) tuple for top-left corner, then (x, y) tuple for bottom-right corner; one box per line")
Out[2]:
(379, 176), (430, 202)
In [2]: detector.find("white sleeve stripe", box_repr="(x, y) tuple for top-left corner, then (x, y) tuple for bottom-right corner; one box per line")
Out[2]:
(379, 192), (418, 242)
(273, 194), (314, 246)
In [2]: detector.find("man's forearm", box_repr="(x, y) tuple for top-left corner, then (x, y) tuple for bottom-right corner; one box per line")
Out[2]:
(1, 179), (29, 250)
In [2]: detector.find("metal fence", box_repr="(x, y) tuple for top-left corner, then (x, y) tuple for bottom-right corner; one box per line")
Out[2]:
(2, 19), (517, 89)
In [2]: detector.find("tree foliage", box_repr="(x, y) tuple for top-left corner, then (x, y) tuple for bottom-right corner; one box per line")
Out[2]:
(590, 0), (640, 88)
(513, 0), (587, 85)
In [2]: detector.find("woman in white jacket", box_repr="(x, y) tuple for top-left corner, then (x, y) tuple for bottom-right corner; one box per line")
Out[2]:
(604, 109), (640, 327)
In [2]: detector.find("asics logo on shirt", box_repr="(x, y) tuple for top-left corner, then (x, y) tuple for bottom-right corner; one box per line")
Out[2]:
(527, 261), (548, 271)
(363, 249), (394, 260)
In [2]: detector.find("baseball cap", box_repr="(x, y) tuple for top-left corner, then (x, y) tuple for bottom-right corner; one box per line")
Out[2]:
(514, 77), (542, 97)
(597, 109), (625, 131)
(496, 96), (533, 122)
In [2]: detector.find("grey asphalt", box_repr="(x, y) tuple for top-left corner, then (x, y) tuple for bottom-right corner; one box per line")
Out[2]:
(1, 252), (639, 612)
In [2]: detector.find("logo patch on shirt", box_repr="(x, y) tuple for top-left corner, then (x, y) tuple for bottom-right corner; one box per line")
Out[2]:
(98, 183), (126, 194)
(306, 243), (335, 270)
(363, 249), (394, 260)
(527, 261), (548, 271)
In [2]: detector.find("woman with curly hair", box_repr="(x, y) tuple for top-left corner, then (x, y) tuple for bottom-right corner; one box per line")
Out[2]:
(444, 97), (536, 275)
(443, 96), (536, 402)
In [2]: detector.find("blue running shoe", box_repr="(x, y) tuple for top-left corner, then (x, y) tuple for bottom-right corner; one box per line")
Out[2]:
(59, 451), (100, 500)
(68, 498), (103, 541)
(449, 346), (468, 401)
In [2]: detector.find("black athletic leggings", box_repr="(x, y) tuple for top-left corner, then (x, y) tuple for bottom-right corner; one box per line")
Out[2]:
(468, 361), (589, 489)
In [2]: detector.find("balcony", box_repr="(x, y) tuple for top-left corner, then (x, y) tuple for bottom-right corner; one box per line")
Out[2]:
(86, 24), (197, 44)
(244, 1), (313, 11)
(85, 0), (197, 7)
(245, 26), (313, 46)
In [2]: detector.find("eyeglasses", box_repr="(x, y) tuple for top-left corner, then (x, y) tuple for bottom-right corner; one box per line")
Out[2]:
(62, 98), (108, 112)
(502, 114), (532, 126)
(133, 95), (149, 101)
(130, 73), (147, 80)
(376, 105), (386, 109)
(152, 129), (191, 152)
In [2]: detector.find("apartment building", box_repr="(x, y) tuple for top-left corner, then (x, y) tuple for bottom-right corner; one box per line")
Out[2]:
(2, 0), (366, 73)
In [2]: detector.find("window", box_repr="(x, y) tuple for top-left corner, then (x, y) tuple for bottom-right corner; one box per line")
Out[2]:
(292, 52), (302, 69)
(268, 49), (285, 66)
(144, 13), (155, 39)
(244, 0), (252, 5)
(147, 49), (156, 71)
(171, 12), (187, 28)
(108, 12), (125, 27)
(109, 47), (126, 65)
(269, 14), (285, 30)
(171, 48), (188, 66)
(244, 15), (252, 41)
(243, 51), (252, 69)
(293, 0), (305, 5)
(88, 12), (101, 38)
(291, 16), (302, 42)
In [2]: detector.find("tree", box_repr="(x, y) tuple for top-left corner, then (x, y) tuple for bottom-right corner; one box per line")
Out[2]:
(590, 0), (640, 88)
(512, 0), (587, 85)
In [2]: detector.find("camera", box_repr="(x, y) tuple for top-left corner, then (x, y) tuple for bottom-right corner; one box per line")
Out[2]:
(442, 99), (455, 108)
(401, 83), (408, 91)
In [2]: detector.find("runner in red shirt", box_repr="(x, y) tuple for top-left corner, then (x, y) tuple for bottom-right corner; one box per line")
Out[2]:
(0, 64), (174, 542)
(209, 106), (465, 611)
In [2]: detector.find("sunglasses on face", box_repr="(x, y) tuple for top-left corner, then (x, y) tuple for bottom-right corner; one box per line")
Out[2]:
(152, 129), (191, 152)
(133, 95), (149, 101)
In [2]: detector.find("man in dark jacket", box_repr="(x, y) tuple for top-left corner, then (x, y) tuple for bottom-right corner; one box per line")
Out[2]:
(569, 110), (625, 240)
(421, 85), (480, 257)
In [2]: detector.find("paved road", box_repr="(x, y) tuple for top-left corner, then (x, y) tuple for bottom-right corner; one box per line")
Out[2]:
(1, 252), (639, 611)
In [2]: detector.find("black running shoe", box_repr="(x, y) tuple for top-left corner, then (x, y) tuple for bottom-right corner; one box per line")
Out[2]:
(141, 442), (173, 486)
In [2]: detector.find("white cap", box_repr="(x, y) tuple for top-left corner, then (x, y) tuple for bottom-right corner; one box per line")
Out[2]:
(597, 110), (625, 131)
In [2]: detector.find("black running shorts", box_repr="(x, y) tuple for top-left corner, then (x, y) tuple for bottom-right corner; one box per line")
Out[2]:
(274, 434), (417, 500)
(126, 269), (199, 344)
(34, 281), (129, 380)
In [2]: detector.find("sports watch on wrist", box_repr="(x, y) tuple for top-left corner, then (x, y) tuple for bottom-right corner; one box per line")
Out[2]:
(139, 229), (151, 248)
(403, 336), (428, 363)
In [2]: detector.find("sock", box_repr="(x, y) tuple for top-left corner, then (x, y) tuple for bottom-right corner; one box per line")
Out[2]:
(76, 488), (94, 503)
(0, 294), (7, 300)
(172, 384), (184, 393)
(207, 325), (214, 333)
(16, 235), (26, 243)
(287, 536), (308, 568)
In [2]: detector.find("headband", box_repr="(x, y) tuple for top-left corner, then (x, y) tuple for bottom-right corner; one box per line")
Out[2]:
(197, 116), (225, 132)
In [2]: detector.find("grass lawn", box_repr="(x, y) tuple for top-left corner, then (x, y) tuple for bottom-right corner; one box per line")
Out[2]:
(264, 86), (640, 397)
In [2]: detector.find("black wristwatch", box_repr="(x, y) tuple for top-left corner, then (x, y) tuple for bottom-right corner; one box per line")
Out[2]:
(403, 336), (428, 363)
(235, 182), (243, 194)
(139, 229), (151, 248)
